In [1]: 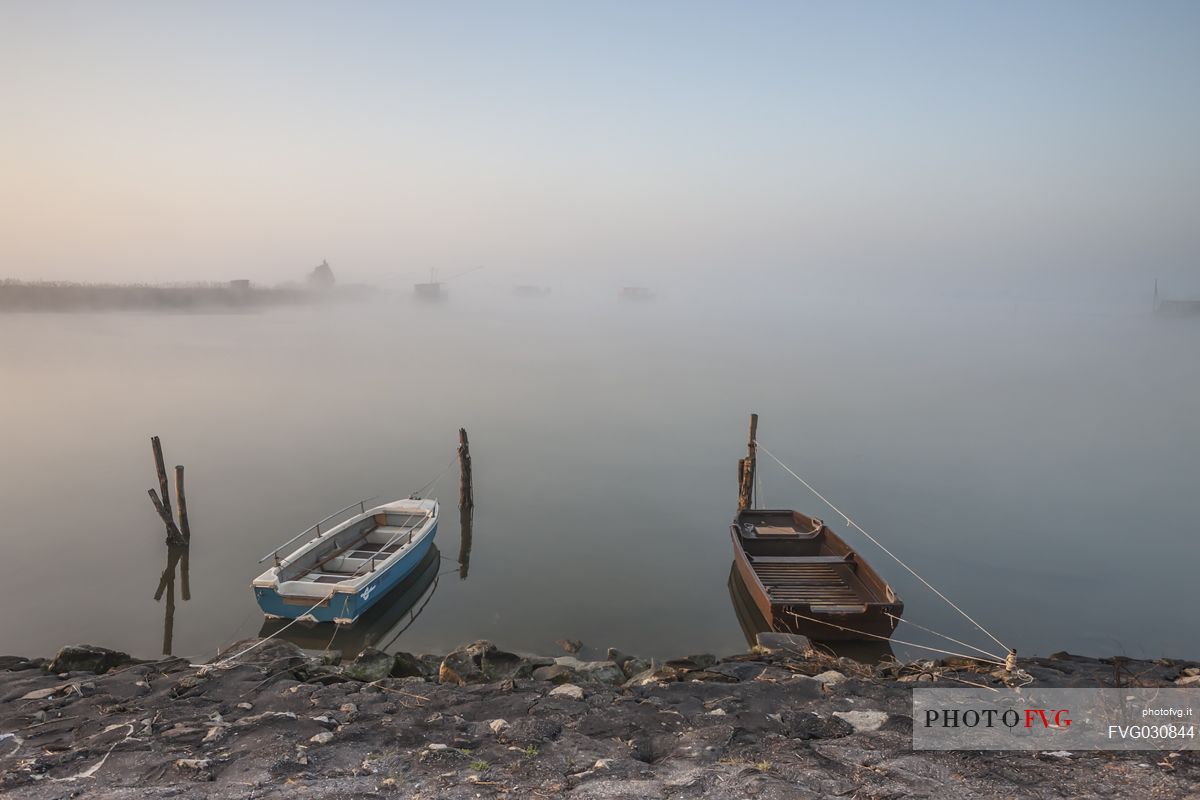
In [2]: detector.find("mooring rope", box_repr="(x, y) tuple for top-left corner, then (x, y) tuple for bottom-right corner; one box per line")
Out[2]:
(885, 613), (1006, 662)
(411, 452), (458, 499)
(196, 589), (338, 669)
(757, 441), (1010, 655)
(784, 611), (1007, 667)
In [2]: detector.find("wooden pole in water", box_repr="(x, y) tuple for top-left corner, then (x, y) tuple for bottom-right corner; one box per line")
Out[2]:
(148, 488), (185, 546)
(174, 465), (191, 545)
(458, 428), (474, 510)
(746, 412), (758, 503)
(737, 413), (759, 511)
(180, 546), (191, 602)
(145, 436), (187, 547)
(737, 458), (748, 510)
(458, 504), (473, 580)
(151, 436), (173, 523)
(160, 546), (182, 655)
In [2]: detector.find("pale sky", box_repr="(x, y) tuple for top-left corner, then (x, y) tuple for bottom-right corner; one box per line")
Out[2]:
(2, 1), (1198, 291)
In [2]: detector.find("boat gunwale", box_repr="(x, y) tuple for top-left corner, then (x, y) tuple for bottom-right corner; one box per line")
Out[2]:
(253, 500), (438, 593)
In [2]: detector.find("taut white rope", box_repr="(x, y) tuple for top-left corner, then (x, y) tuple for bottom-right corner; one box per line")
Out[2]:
(885, 612), (1006, 663)
(758, 441), (1010, 654)
(785, 611), (1007, 667)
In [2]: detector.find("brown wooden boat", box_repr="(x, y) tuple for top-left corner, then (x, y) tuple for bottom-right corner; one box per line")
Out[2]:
(730, 508), (903, 640)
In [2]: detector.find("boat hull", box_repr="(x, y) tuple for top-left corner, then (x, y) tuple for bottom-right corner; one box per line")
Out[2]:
(732, 541), (899, 640)
(731, 509), (902, 642)
(255, 522), (437, 623)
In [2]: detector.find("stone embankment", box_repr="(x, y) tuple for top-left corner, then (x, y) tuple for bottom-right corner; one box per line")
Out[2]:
(1, 637), (1197, 798)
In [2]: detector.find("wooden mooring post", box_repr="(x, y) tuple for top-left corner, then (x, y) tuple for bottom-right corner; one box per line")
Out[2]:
(148, 436), (186, 546)
(174, 465), (191, 546)
(458, 428), (474, 510)
(147, 435), (192, 654)
(155, 544), (187, 655)
(458, 504), (473, 580)
(737, 413), (758, 511)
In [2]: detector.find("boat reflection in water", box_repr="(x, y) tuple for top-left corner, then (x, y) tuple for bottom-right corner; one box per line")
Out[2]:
(260, 545), (442, 657)
(727, 563), (894, 664)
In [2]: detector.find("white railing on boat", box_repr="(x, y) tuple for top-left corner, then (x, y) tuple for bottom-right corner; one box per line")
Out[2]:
(258, 497), (377, 565)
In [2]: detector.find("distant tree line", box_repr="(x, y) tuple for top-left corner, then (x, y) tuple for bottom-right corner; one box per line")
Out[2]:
(0, 279), (317, 312)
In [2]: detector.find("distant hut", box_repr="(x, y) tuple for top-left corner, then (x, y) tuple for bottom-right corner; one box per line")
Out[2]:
(618, 286), (653, 301)
(414, 266), (482, 301)
(229, 279), (252, 291)
(308, 260), (336, 289)
(414, 280), (445, 301)
(1154, 281), (1200, 317)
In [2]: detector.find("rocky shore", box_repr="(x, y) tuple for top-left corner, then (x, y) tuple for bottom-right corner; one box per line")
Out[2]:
(1, 637), (1197, 798)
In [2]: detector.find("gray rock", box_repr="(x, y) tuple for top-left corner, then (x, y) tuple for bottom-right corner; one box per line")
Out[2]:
(621, 657), (652, 679)
(47, 645), (134, 675)
(391, 651), (425, 678)
(662, 656), (707, 674)
(754, 632), (815, 658)
(682, 670), (739, 683)
(233, 711), (297, 728)
(309, 731), (334, 744)
(532, 664), (575, 684)
(781, 711), (854, 740)
(556, 639), (583, 654)
(343, 648), (393, 682)
(709, 661), (766, 682)
(833, 710), (889, 732)
(439, 644), (488, 685)
(499, 717), (563, 744)
(439, 641), (544, 685)
(813, 670), (848, 686)
(574, 660), (626, 685)
(304, 665), (349, 685)
(485, 649), (549, 680)
(623, 666), (681, 687)
(549, 683), (584, 700)
(606, 648), (634, 670)
(0, 656), (39, 671)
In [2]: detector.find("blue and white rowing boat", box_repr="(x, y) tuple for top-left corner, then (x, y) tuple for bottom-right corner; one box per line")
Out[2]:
(252, 497), (439, 624)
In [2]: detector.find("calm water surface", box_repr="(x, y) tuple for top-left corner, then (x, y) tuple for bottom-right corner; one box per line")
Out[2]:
(1, 291), (1196, 662)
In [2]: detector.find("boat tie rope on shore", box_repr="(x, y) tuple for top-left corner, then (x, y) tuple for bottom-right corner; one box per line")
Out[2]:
(195, 590), (339, 670)
(785, 610), (1006, 667)
(756, 441), (1012, 658)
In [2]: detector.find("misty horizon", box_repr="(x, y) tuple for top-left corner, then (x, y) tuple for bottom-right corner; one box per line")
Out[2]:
(3, 1), (1198, 300)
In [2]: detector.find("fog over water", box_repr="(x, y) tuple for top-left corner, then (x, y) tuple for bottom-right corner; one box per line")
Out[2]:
(3, 2), (1199, 662)
(1, 289), (1196, 661)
